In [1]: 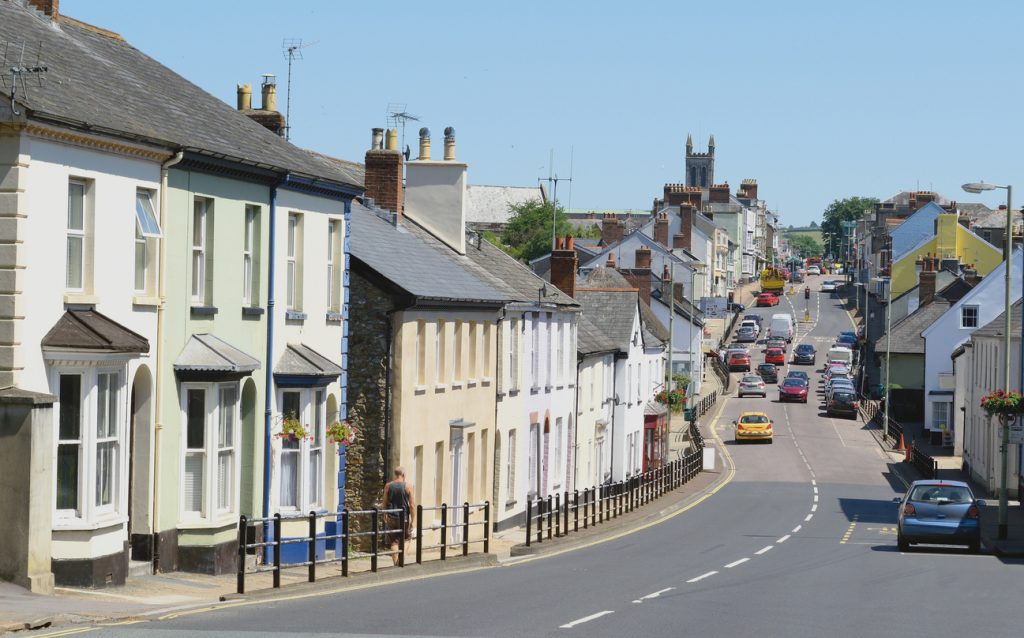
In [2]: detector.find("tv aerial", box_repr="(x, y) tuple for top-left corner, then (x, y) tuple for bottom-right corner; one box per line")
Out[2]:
(1, 41), (48, 116)
(281, 38), (317, 140)
(386, 103), (419, 157)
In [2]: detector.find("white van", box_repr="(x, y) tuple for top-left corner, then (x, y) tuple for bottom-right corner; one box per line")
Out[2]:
(827, 346), (854, 367)
(769, 313), (794, 342)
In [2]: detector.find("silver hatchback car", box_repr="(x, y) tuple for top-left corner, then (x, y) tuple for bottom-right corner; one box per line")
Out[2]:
(738, 375), (767, 398)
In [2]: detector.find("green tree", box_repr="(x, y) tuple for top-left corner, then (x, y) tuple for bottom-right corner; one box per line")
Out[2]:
(809, 221), (818, 228)
(788, 234), (823, 257)
(500, 200), (574, 262)
(820, 196), (878, 256)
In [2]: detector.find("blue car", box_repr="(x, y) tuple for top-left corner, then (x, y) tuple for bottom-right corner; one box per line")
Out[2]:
(835, 334), (857, 348)
(895, 480), (984, 553)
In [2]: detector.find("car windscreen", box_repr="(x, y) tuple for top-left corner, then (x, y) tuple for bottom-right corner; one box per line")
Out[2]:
(758, 364), (775, 372)
(832, 391), (856, 401)
(739, 415), (769, 424)
(908, 484), (973, 503)
(782, 379), (805, 388)
(796, 345), (814, 352)
(741, 376), (762, 383)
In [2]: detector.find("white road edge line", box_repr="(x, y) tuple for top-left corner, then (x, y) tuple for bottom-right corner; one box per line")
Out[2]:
(792, 525), (802, 533)
(686, 571), (719, 583)
(755, 545), (773, 555)
(777, 534), (791, 544)
(805, 514), (813, 522)
(724, 558), (749, 569)
(814, 494), (819, 502)
(560, 611), (614, 629)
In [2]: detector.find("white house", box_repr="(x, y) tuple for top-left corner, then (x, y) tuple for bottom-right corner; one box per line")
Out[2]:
(921, 247), (1023, 439)
(574, 317), (617, 489)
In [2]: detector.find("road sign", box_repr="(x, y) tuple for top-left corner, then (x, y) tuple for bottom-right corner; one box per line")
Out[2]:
(1007, 419), (1024, 444)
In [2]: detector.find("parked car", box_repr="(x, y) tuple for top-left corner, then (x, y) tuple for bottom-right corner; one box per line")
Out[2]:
(739, 319), (761, 336)
(744, 313), (764, 327)
(786, 370), (810, 383)
(895, 480), (983, 553)
(838, 330), (860, 345)
(821, 280), (838, 293)
(827, 389), (859, 417)
(734, 411), (773, 443)
(765, 348), (786, 365)
(825, 379), (856, 401)
(793, 343), (816, 365)
(756, 293), (780, 307)
(736, 326), (758, 343)
(791, 271), (805, 283)
(835, 334), (858, 349)
(738, 374), (767, 397)
(757, 363), (778, 384)
(728, 351), (752, 372)
(778, 378), (809, 403)
(729, 302), (746, 313)
(807, 265), (821, 275)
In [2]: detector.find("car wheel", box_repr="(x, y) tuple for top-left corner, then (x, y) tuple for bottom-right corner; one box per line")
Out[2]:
(897, 533), (910, 552)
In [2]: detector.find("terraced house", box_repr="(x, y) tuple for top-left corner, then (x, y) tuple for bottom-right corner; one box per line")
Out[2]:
(0, 0), (360, 590)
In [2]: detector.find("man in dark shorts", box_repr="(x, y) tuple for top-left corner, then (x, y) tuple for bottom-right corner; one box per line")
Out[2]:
(383, 467), (415, 565)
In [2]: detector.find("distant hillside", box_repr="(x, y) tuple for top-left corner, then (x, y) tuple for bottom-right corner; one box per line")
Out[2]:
(782, 227), (823, 244)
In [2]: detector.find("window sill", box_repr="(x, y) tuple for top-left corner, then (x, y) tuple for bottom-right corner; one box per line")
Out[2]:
(505, 500), (517, 510)
(451, 381), (463, 389)
(415, 385), (428, 394)
(481, 377), (492, 386)
(285, 310), (307, 322)
(64, 293), (99, 306)
(544, 385), (552, 392)
(467, 379), (477, 388)
(530, 386), (541, 395)
(242, 306), (265, 317)
(177, 516), (238, 530)
(53, 514), (127, 532)
(132, 295), (161, 307)
(508, 389), (520, 397)
(190, 305), (218, 318)
(326, 311), (343, 323)
(435, 384), (447, 393)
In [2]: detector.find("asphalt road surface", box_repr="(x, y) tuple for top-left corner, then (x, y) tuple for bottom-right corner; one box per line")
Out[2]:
(52, 275), (1024, 638)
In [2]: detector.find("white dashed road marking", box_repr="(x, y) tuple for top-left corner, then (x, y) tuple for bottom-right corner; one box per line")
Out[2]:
(805, 514), (814, 522)
(777, 534), (791, 544)
(792, 525), (802, 533)
(755, 545), (773, 555)
(560, 611), (614, 629)
(724, 558), (749, 569)
(687, 571), (718, 583)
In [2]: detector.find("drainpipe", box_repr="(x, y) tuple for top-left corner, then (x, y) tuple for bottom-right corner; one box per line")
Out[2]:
(151, 150), (183, 573)
(572, 324), (581, 489)
(262, 182), (280, 520)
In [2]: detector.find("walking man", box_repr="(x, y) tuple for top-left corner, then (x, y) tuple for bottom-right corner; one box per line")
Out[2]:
(383, 467), (415, 565)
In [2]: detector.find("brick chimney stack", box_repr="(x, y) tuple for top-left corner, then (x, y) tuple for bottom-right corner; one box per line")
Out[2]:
(601, 214), (624, 246)
(919, 254), (937, 306)
(26, 0), (58, 19)
(674, 203), (694, 251)
(627, 246), (652, 304)
(739, 179), (758, 201)
(653, 212), (669, 248)
(606, 252), (616, 268)
(238, 76), (286, 136)
(550, 236), (578, 298)
(364, 127), (405, 218)
(709, 183), (731, 204)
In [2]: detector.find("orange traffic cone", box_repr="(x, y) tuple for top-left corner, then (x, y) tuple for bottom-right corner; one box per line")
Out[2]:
(896, 433), (906, 452)
(904, 440), (912, 462)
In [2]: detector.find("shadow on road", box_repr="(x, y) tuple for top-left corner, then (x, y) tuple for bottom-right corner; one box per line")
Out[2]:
(838, 497), (898, 524)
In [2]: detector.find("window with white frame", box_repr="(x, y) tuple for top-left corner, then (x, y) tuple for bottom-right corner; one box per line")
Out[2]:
(483, 322), (491, 380)
(933, 401), (951, 432)
(553, 417), (563, 489)
(531, 316), (539, 386)
(556, 319), (564, 384)
(546, 316), (553, 386)
(134, 190), (161, 295)
(505, 429), (516, 503)
(55, 367), (127, 522)
(416, 320), (426, 386)
(243, 206), (258, 306)
(961, 305), (979, 329)
(510, 319), (520, 391)
(182, 383), (239, 520)
(66, 180), (87, 291)
(286, 213), (303, 310)
(191, 199), (211, 305)
(327, 219), (343, 312)
(454, 321), (463, 382)
(278, 388), (326, 512)
(469, 322), (478, 380)
(436, 320), (446, 384)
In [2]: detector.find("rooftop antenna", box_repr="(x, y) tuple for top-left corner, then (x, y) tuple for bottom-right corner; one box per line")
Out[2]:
(1, 41), (48, 116)
(386, 104), (420, 154)
(282, 38), (316, 140)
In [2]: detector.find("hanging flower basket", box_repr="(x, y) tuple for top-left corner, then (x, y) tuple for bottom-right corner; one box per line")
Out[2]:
(327, 420), (357, 446)
(655, 388), (687, 414)
(276, 416), (310, 441)
(979, 390), (1024, 419)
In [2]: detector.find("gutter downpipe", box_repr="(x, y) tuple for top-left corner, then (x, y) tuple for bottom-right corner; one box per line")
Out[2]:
(151, 150), (183, 573)
(263, 180), (281, 521)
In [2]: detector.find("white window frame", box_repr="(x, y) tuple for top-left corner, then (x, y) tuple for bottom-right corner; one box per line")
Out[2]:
(277, 387), (327, 513)
(327, 219), (342, 311)
(179, 382), (241, 524)
(286, 213), (302, 311)
(52, 364), (128, 527)
(961, 305), (979, 329)
(191, 199), (208, 304)
(510, 319), (520, 391)
(243, 206), (256, 306)
(505, 429), (516, 504)
(66, 180), (87, 292)
(436, 320), (446, 385)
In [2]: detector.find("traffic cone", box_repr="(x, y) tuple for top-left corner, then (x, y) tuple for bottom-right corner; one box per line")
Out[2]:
(896, 433), (906, 452)
(904, 440), (912, 462)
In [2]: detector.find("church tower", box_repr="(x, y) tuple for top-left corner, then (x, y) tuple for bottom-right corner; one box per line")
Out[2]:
(685, 133), (715, 188)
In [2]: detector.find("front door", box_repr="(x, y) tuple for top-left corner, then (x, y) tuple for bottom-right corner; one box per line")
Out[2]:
(450, 430), (464, 543)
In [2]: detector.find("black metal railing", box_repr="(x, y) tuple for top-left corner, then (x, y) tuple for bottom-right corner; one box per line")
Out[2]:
(710, 357), (731, 391)
(909, 442), (937, 479)
(237, 501), (490, 594)
(524, 442), (704, 546)
(692, 390), (718, 420)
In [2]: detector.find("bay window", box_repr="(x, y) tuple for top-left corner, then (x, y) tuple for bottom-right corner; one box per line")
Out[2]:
(278, 388), (326, 512)
(181, 382), (239, 520)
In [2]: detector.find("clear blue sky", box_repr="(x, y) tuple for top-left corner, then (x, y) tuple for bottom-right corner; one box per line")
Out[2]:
(63, 0), (1024, 225)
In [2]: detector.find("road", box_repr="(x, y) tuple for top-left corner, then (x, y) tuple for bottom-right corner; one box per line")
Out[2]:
(46, 275), (1024, 638)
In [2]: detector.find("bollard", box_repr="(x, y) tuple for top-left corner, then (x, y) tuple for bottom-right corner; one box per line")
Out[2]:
(308, 510), (317, 583)
(526, 498), (533, 547)
(463, 502), (470, 556)
(537, 498), (544, 543)
(484, 501), (491, 554)
(341, 509), (349, 576)
(272, 512), (282, 589)
(591, 487), (597, 527)
(370, 507), (379, 573)
(547, 495), (554, 540)
(441, 504), (448, 560)
(574, 490), (579, 532)
(236, 515), (247, 595)
(564, 490), (570, 535)
(416, 504), (424, 564)
(554, 493), (561, 537)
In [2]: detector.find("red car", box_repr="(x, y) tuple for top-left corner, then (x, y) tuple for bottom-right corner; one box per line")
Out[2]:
(728, 351), (751, 372)
(778, 378), (809, 403)
(765, 348), (786, 365)
(756, 293), (780, 307)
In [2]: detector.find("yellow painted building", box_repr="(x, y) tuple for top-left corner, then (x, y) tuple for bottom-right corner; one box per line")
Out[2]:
(891, 214), (1003, 297)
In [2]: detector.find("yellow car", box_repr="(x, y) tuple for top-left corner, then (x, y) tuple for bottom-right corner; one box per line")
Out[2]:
(735, 412), (773, 443)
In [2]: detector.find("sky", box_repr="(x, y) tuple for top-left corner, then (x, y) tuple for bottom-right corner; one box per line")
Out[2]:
(61, 0), (1024, 226)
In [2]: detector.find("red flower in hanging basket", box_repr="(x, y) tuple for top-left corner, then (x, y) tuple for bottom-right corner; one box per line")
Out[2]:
(980, 390), (1024, 416)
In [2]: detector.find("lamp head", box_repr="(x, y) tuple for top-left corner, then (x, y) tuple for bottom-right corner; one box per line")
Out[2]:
(962, 182), (997, 194)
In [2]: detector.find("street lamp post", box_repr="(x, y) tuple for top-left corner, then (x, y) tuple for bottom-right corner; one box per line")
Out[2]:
(962, 181), (1013, 540)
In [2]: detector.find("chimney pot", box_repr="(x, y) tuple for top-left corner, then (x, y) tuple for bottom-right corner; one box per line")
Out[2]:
(550, 236), (579, 298)
(385, 128), (398, 151)
(260, 75), (277, 111)
(371, 128), (385, 150)
(444, 126), (456, 160)
(418, 127), (431, 160)
(606, 253), (616, 267)
(364, 127), (405, 219)
(566, 235), (575, 251)
(236, 83), (252, 110)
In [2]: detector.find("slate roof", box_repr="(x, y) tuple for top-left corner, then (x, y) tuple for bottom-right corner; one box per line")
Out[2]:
(174, 334), (260, 373)
(349, 202), (509, 304)
(460, 232), (578, 308)
(578, 266), (636, 290)
(0, 5), (361, 188)
(41, 309), (149, 353)
(638, 299), (669, 345)
(274, 343), (343, 378)
(576, 267), (640, 353)
(875, 300), (950, 354)
(465, 185), (545, 226)
(973, 300), (1023, 339)
(970, 207), (1023, 229)
(577, 314), (618, 356)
